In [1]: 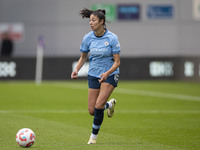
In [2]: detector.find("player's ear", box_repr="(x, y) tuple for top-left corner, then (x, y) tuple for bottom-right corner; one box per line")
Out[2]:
(99, 19), (104, 25)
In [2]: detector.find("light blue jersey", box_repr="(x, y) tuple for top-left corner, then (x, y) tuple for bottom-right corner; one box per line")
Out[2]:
(80, 30), (120, 78)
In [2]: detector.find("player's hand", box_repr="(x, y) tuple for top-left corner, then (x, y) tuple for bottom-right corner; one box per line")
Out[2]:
(98, 72), (109, 83)
(71, 70), (78, 79)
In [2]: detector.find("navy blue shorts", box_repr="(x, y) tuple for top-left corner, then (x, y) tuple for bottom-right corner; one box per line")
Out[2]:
(88, 74), (119, 89)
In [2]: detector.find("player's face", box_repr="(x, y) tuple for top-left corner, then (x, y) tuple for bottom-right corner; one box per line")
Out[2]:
(89, 14), (103, 31)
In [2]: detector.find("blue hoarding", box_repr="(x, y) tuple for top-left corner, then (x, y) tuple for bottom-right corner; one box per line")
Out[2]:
(147, 5), (174, 19)
(117, 4), (140, 20)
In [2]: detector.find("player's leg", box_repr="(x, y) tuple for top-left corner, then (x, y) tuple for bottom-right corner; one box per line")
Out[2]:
(98, 74), (118, 116)
(88, 88), (99, 115)
(95, 82), (115, 109)
(87, 75), (101, 116)
(88, 83), (115, 144)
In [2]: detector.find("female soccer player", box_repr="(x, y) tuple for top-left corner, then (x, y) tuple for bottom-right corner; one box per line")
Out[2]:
(71, 8), (121, 144)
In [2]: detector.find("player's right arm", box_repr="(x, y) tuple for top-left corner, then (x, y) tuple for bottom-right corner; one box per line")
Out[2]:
(71, 52), (88, 79)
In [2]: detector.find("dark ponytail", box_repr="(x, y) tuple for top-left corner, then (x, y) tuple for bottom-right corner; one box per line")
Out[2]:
(79, 8), (93, 18)
(79, 8), (107, 28)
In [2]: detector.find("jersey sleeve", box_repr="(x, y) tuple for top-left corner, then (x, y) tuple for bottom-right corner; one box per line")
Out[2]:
(111, 35), (120, 54)
(80, 34), (90, 53)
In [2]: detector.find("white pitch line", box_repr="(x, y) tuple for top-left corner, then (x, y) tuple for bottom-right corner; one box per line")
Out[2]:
(0, 110), (88, 114)
(50, 83), (200, 102)
(118, 110), (200, 114)
(116, 88), (200, 102)
(0, 110), (200, 114)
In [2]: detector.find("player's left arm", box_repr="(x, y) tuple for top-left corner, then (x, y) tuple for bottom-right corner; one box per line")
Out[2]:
(99, 54), (120, 83)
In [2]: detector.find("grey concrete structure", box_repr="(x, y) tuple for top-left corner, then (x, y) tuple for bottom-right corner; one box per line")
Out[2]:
(0, 0), (199, 57)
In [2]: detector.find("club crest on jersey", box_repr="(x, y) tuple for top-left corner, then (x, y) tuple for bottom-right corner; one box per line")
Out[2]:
(104, 41), (109, 46)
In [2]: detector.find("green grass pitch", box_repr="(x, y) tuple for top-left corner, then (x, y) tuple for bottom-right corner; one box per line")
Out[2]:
(0, 81), (200, 150)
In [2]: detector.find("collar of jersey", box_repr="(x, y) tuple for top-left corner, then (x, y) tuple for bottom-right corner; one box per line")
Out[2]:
(93, 29), (108, 38)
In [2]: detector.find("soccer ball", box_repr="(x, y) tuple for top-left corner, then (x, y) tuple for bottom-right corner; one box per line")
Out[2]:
(16, 128), (36, 148)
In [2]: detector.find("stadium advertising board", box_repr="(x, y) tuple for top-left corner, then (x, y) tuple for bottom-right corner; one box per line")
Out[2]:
(72, 61), (89, 77)
(147, 5), (174, 19)
(91, 4), (116, 21)
(184, 61), (195, 77)
(0, 61), (16, 77)
(117, 4), (140, 20)
(199, 64), (200, 76)
(149, 61), (174, 77)
(0, 57), (200, 81)
(0, 58), (35, 80)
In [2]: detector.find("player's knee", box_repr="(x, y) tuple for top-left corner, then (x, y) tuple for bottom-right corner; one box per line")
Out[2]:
(95, 102), (105, 110)
(88, 108), (95, 116)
